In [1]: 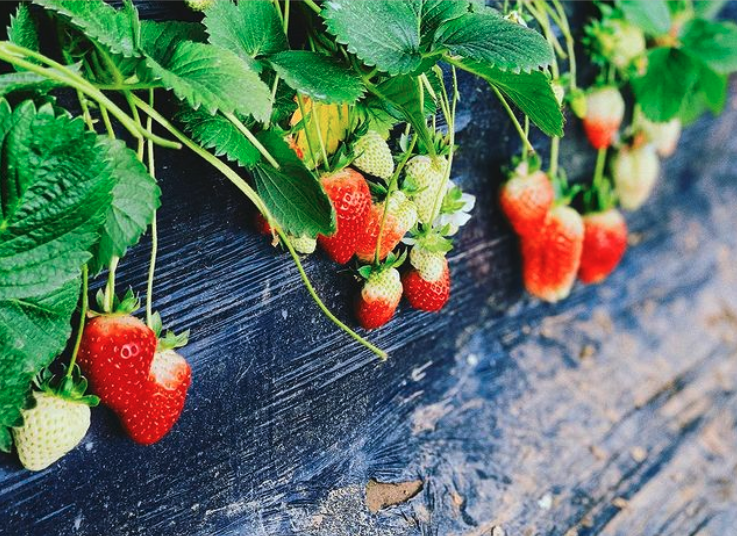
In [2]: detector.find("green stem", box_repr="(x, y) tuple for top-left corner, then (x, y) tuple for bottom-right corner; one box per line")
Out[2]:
(223, 112), (280, 169)
(146, 90), (157, 329)
(100, 105), (115, 139)
(104, 257), (119, 313)
(283, 0), (291, 33)
(278, 227), (387, 360)
(303, 0), (321, 14)
(490, 85), (535, 155)
(593, 146), (607, 190)
(374, 134), (417, 266)
(0, 42), (180, 149)
(295, 93), (322, 171)
(429, 66), (459, 225)
(522, 115), (530, 160)
(132, 94), (387, 360)
(67, 265), (89, 376)
(550, 135), (560, 178)
(124, 91), (145, 160)
(77, 91), (95, 131)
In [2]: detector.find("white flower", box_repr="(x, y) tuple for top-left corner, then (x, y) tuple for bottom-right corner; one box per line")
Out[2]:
(434, 181), (476, 235)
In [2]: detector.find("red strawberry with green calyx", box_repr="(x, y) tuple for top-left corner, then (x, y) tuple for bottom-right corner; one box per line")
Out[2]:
(403, 232), (452, 312)
(77, 290), (157, 414)
(521, 205), (584, 303)
(500, 160), (554, 238)
(355, 191), (418, 263)
(318, 168), (371, 264)
(355, 254), (405, 330)
(579, 209), (628, 285)
(118, 315), (191, 445)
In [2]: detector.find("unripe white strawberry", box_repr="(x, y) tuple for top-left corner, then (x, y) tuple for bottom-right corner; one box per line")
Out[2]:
(613, 145), (661, 211)
(291, 235), (317, 255)
(406, 155), (448, 224)
(352, 131), (394, 181)
(13, 392), (91, 471)
(551, 80), (565, 107)
(387, 191), (419, 231)
(638, 117), (682, 157)
(410, 247), (446, 282)
(597, 19), (646, 69)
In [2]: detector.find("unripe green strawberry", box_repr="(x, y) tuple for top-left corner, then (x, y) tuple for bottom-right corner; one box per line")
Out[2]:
(184, 0), (214, 11)
(13, 392), (91, 471)
(410, 247), (446, 282)
(355, 267), (403, 330)
(291, 235), (317, 255)
(638, 117), (682, 158)
(597, 19), (646, 69)
(612, 145), (661, 211)
(352, 131), (394, 180)
(406, 155), (448, 225)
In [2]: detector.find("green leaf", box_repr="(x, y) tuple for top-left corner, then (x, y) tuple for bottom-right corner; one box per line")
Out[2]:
(177, 106), (261, 168)
(678, 63), (728, 123)
(322, 0), (423, 76)
(0, 99), (116, 448)
(0, 279), (80, 452)
(434, 11), (554, 72)
(632, 47), (699, 122)
(454, 59), (563, 137)
(0, 70), (67, 97)
(141, 34), (272, 122)
(8, 4), (40, 54)
(0, 102), (114, 298)
(269, 51), (365, 104)
(681, 19), (737, 75)
(368, 76), (435, 154)
(203, 0), (287, 69)
(618, 0), (671, 36)
(692, 0), (728, 19)
(252, 131), (335, 238)
(34, 0), (141, 57)
(416, 0), (472, 46)
(89, 138), (161, 274)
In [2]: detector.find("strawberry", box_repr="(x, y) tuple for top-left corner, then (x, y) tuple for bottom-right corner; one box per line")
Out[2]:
(291, 235), (317, 255)
(594, 19), (646, 70)
(500, 162), (555, 238)
(637, 116), (681, 158)
(406, 155), (448, 225)
(118, 348), (192, 445)
(521, 205), (584, 303)
(612, 144), (661, 210)
(12, 367), (98, 471)
(583, 87), (625, 150)
(78, 298), (157, 414)
(352, 130), (394, 181)
(578, 208), (628, 285)
(355, 264), (403, 330)
(403, 252), (451, 312)
(318, 168), (372, 264)
(355, 191), (418, 263)
(184, 0), (214, 11)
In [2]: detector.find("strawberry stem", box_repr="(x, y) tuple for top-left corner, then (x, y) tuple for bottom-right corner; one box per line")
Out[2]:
(104, 257), (119, 313)
(0, 43), (180, 150)
(133, 94), (387, 359)
(224, 112), (281, 169)
(428, 65), (459, 226)
(491, 85), (535, 156)
(278, 227), (388, 360)
(295, 93), (320, 172)
(303, 0), (321, 14)
(145, 89), (158, 329)
(374, 133), (417, 266)
(67, 264), (89, 377)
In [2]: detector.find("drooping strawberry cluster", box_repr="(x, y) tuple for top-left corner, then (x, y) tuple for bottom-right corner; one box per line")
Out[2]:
(255, 119), (475, 331)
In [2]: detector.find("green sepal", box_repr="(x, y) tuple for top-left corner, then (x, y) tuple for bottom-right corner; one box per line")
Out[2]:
(92, 288), (140, 316)
(157, 329), (190, 352)
(34, 365), (99, 407)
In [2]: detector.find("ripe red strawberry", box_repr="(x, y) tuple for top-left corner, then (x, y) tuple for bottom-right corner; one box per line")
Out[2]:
(403, 254), (450, 312)
(355, 266), (403, 330)
(318, 168), (371, 264)
(254, 213), (273, 235)
(521, 205), (584, 303)
(583, 87), (625, 150)
(78, 314), (157, 413)
(118, 349), (192, 445)
(355, 191), (418, 263)
(500, 163), (554, 237)
(578, 209), (628, 284)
